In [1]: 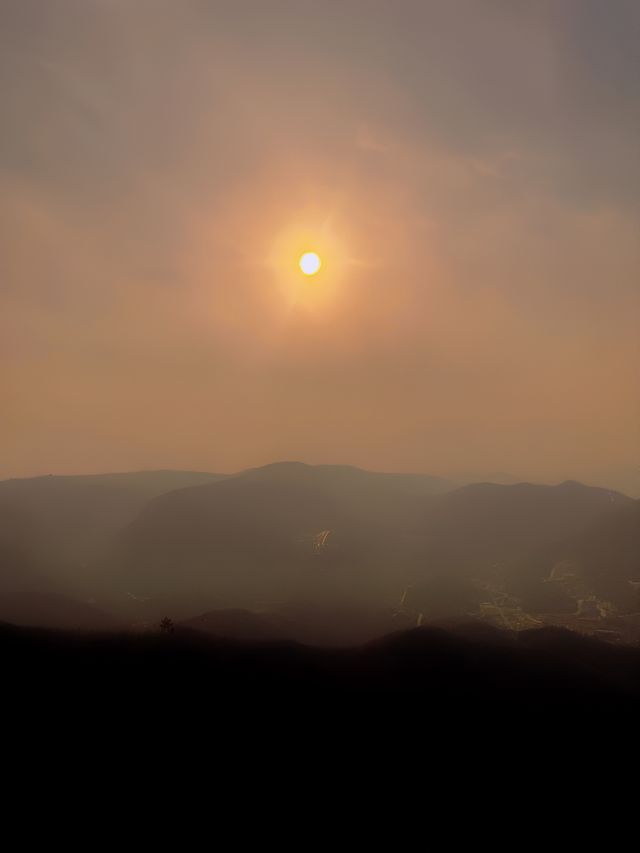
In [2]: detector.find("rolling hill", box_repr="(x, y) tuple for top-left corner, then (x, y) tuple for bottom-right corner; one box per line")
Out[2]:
(1, 463), (635, 630)
(111, 464), (632, 620)
(543, 498), (640, 609)
(0, 469), (227, 598)
(413, 480), (632, 572)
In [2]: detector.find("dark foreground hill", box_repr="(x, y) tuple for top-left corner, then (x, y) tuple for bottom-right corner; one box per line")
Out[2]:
(3, 622), (640, 719)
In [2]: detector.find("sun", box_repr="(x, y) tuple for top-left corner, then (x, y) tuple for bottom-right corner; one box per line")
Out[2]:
(299, 251), (322, 276)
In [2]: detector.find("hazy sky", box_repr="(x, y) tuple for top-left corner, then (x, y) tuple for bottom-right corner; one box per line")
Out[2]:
(2, 0), (639, 484)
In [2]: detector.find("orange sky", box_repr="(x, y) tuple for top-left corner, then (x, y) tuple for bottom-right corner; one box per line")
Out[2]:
(1, 1), (639, 488)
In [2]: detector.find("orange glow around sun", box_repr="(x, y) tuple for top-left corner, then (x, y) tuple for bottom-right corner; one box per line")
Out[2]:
(268, 219), (349, 310)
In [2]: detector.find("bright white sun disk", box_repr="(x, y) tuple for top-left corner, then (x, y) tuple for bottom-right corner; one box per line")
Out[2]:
(299, 252), (321, 275)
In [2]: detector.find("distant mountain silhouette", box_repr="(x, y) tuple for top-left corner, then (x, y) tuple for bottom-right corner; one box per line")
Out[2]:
(543, 498), (640, 609)
(0, 471), (227, 555)
(117, 462), (405, 614)
(0, 501), (50, 594)
(0, 470), (227, 592)
(1, 463), (636, 633)
(454, 471), (524, 486)
(415, 480), (632, 570)
(183, 602), (410, 646)
(0, 591), (123, 631)
(239, 461), (450, 497)
(111, 465), (632, 620)
(182, 608), (288, 642)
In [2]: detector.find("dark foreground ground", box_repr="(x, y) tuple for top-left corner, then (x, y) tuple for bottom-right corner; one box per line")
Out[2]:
(4, 620), (640, 721)
(5, 625), (640, 790)
(5, 621), (634, 818)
